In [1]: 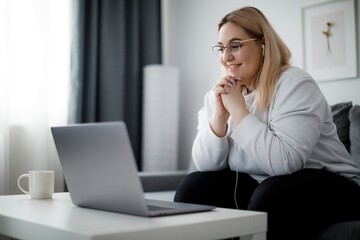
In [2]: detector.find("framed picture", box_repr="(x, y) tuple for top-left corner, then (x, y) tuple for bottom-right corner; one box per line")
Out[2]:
(302, 0), (357, 81)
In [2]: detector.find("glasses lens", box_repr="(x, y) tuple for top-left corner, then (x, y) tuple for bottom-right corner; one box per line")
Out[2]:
(212, 46), (223, 57)
(212, 42), (241, 58)
(229, 42), (240, 53)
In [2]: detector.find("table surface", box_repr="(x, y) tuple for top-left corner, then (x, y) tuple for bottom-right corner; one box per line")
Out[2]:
(0, 192), (267, 240)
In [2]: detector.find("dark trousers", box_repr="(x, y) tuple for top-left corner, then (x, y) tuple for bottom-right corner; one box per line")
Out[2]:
(174, 168), (360, 240)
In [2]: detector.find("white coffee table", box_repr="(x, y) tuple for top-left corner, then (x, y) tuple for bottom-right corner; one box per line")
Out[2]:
(0, 192), (267, 240)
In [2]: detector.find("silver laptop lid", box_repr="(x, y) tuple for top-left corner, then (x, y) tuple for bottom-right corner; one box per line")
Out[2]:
(51, 122), (149, 216)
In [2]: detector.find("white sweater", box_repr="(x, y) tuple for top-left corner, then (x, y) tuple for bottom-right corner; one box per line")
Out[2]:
(192, 66), (360, 185)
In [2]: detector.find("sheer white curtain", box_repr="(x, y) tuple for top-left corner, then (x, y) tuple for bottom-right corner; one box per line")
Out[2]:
(0, 0), (70, 194)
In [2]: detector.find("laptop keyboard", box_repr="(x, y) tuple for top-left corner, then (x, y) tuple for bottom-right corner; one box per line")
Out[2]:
(147, 204), (176, 211)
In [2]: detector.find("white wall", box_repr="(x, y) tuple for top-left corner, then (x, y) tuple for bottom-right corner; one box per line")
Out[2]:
(161, 0), (360, 169)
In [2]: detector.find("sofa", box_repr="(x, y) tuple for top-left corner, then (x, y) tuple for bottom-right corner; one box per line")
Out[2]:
(139, 101), (360, 240)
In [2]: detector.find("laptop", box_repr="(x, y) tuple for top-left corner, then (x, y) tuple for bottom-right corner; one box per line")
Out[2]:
(51, 121), (215, 217)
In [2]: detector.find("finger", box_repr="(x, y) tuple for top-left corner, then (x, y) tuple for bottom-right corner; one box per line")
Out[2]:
(219, 80), (234, 89)
(212, 84), (220, 92)
(213, 76), (238, 91)
(226, 78), (235, 85)
(217, 76), (234, 85)
(212, 81), (227, 92)
(224, 76), (236, 84)
(213, 85), (228, 94)
(223, 86), (230, 93)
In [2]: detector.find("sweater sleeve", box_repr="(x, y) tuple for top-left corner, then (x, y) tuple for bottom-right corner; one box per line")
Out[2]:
(192, 91), (230, 171)
(231, 70), (327, 175)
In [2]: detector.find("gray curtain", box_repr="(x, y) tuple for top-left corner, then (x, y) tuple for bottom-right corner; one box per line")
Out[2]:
(69, 0), (162, 169)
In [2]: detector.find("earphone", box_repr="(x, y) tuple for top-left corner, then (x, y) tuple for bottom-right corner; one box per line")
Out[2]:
(234, 169), (239, 210)
(232, 166), (240, 240)
(234, 159), (239, 210)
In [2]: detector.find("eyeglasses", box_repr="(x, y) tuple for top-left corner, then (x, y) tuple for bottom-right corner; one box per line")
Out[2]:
(212, 38), (260, 58)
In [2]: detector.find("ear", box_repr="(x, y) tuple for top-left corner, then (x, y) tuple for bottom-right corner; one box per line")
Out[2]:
(261, 37), (265, 45)
(261, 37), (266, 56)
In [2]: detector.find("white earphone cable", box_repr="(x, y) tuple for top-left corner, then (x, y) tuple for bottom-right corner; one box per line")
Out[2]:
(233, 158), (239, 210)
(234, 170), (239, 209)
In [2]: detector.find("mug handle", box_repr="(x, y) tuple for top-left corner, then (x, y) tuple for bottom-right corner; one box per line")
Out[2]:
(17, 174), (30, 195)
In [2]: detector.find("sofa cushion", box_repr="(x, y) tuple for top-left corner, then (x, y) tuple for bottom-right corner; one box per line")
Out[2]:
(316, 221), (360, 240)
(331, 102), (353, 152)
(349, 105), (360, 168)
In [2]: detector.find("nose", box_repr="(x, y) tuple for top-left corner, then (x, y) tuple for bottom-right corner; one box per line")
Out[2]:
(222, 48), (234, 62)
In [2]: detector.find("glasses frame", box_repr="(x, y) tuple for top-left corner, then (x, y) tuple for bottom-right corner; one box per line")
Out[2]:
(212, 38), (260, 58)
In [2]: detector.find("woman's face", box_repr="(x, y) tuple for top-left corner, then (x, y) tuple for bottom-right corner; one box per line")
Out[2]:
(217, 22), (262, 89)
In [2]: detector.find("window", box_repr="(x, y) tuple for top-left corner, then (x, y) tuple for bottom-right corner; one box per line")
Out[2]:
(0, 0), (70, 194)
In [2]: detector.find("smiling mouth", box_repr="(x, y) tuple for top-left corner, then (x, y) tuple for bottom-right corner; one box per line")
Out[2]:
(227, 64), (241, 71)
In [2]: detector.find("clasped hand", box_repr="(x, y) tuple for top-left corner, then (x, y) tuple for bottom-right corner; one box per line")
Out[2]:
(211, 76), (249, 131)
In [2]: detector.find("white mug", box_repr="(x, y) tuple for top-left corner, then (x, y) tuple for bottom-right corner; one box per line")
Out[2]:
(17, 171), (54, 199)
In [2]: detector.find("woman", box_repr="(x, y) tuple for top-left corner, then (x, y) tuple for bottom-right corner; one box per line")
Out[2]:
(174, 6), (360, 240)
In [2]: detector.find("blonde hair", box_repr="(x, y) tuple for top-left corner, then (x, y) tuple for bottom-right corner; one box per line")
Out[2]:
(218, 7), (291, 111)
